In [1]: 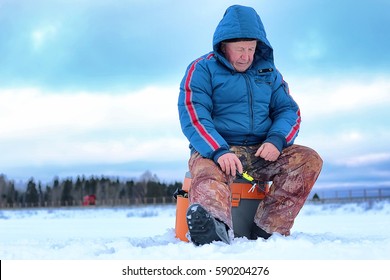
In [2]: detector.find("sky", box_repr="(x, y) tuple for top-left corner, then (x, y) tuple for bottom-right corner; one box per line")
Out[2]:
(0, 0), (389, 188)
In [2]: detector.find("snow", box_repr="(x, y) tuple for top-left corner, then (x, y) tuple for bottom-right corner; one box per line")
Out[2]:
(1, 201), (390, 260)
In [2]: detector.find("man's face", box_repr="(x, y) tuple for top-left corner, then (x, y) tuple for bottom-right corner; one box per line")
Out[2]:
(222, 40), (257, 72)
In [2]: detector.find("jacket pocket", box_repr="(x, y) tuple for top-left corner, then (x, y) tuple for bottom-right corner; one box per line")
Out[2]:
(254, 70), (273, 86)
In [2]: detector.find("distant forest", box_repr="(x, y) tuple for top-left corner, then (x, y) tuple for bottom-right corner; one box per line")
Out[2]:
(0, 171), (182, 208)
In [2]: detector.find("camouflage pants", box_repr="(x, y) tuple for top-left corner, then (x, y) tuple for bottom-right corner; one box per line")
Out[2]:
(188, 144), (323, 236)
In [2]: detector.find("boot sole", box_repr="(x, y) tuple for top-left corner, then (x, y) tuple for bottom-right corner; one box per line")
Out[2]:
(186, 204), (230, 245)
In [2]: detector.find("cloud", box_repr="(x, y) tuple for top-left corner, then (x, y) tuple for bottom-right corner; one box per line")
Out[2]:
(1, 0), (389, 183)
(291, 75), (390, 120)
(31, 24), (58, 50)
(1, 78), (389, 185)
(340, 153), (390, 167)
(269, 74), (390, 178)
(2, 0), (388, 90)
(292, 29), (327, 61)
(0, 86), (180, 137)
(0, 86), (188, 168)
(1, 75), (389, 182)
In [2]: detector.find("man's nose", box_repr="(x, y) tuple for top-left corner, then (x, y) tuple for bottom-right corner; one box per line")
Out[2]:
(241, 50), (250, 61)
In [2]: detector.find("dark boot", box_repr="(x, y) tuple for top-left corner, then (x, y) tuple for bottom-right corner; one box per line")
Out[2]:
(186, 204), (230, 246)
(250, 222), (272, 240)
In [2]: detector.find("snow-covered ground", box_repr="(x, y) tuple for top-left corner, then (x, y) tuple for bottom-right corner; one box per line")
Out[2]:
(1, 200), (390, 260)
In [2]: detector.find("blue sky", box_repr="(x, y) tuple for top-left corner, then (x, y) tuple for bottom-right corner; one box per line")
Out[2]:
(1, 0), (389, 189)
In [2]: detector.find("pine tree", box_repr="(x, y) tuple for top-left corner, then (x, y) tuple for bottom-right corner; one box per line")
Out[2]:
(25, 178), (39, 207)
(61, 178), (73, 206)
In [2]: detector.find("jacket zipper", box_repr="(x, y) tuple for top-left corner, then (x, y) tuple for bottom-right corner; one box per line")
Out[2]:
(243, 74), (254, 135)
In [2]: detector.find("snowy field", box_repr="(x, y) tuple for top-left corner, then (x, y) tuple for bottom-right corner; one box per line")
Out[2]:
(1, 200), (390, 260)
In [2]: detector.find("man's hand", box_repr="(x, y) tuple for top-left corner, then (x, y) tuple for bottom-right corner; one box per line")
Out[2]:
(255, 142), (280, 161)
(217, 153), (243, 176)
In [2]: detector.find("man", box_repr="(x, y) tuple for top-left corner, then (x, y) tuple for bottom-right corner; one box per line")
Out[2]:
(178, 5), (323, 246)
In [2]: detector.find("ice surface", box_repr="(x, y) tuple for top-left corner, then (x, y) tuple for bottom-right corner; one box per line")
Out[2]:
(1, 201), (390, 259)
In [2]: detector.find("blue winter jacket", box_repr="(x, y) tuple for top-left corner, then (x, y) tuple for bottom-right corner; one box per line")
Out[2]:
(178, 5), (301, 163)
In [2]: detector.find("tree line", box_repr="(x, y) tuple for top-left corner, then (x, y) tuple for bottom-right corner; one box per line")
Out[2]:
(0, 171), (182, 208)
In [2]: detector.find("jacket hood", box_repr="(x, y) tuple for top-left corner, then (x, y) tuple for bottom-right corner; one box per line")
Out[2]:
(213, 5), (273, 62)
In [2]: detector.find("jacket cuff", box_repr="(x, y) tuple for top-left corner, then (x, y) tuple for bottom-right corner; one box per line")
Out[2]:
(264, 135), (285, 152)
(212, 148), (231, 164)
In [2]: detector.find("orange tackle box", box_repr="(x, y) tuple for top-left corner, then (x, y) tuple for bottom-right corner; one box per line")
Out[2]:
(174, 172), (270, 242)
